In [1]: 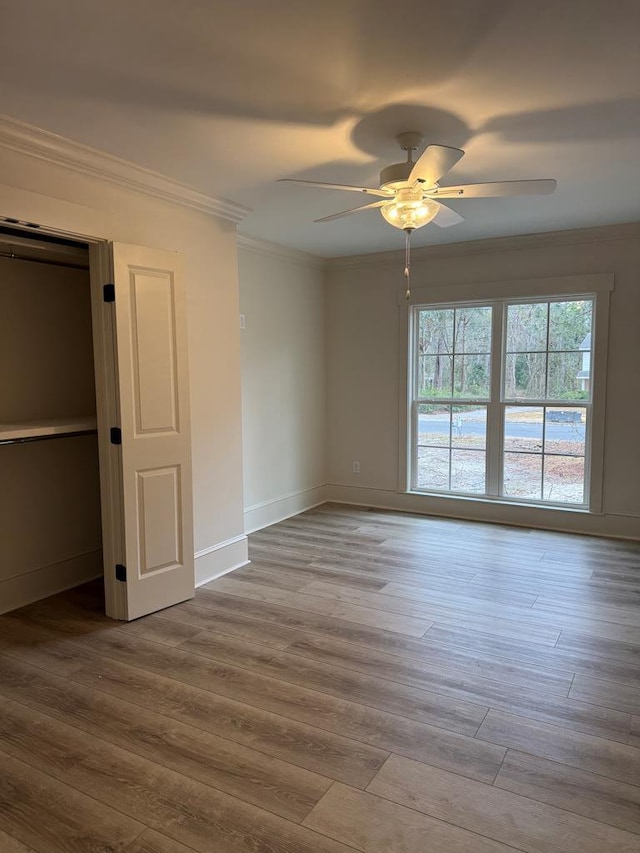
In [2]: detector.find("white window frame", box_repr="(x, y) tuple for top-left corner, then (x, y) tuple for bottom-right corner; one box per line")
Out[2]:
(398, 273), (613, 515)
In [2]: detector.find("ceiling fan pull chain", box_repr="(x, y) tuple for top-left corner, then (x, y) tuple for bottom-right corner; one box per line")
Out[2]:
(404, 228), (412, 300)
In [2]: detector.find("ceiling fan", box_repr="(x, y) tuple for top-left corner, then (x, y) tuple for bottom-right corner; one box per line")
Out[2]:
(278, 131), (556, 233)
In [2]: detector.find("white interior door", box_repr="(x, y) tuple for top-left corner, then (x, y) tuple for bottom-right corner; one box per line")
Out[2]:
(91, 242), (194, 620)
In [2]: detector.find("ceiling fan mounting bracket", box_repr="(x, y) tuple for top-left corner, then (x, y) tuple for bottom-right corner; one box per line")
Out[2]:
(396, 131), (424, 153)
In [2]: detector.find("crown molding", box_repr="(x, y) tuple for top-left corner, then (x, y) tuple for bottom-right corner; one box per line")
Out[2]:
(326, 222), (640, 271)
(0, 114), (250, 224)
(237, 232), (326, 270)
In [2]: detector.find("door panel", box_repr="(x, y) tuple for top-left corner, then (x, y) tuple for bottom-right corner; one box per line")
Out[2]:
(130, 270), (179, 434)
(136, 466), (182, 575)
(97, 243), (194, 620)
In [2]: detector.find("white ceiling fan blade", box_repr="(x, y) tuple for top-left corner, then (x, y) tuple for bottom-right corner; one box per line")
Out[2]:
(433, 179), (557, 198)
(409, 145), (465, 186)
(314, 200), (388, 223)
(278, 178), (392, 198)
(432, 201), (465, 228)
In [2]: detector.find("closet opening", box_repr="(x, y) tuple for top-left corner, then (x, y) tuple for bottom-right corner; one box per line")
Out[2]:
(1, 223), (104, 616)
(2, 217), (195, 621)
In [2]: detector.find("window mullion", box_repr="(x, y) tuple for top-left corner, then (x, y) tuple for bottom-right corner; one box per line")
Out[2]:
(409, 309), (417, 491)
(544, 302), (551, 399)
(486, 301), (504, 496)
(541, 405), (547, 501)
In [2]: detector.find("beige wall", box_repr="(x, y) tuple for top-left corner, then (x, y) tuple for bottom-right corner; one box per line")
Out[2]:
(0, 257), (96, 420)
(0, 144), (247, 587)
(326, 224), (640, 539)
(238, 240), (327, 531)
(1, 436), (102, 609)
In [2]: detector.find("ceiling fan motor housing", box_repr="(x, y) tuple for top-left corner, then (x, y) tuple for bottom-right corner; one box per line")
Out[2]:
(379, 161), (415, 190)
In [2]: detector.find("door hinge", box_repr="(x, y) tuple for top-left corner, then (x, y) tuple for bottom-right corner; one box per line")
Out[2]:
(110, 427), (122, 445)
(103, 283), (115, 303)
(115, 564), (127, 582)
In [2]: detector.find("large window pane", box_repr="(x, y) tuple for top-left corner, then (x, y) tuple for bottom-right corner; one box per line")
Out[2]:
(503, 406), (587, 506)
(504, 406), (543, 453)
(417, 354), (452, 397)
(504, 353), (547, 400)
(506, 303), (548, 352)
(451, 449), (486, 493)
(547, 352), (587, 400)
(416, 447), (449, 490)
(454, 306), (492, 353)
(543, 456), (585, 504)
(417, 404), (450, 447)
(549, 300), (593, 351)
(454, 354), (490, 398)
(503, 452), (542, 500)
(418, 309), (453, 355)
(416, 404), (487, 494)
(544, 408), (586, 456)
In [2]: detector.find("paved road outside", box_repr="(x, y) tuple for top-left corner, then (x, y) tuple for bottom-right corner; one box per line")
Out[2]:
(418, 411), (585, 442)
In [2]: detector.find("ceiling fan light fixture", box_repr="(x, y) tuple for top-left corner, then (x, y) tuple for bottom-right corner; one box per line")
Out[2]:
(380, 196), (439, 231)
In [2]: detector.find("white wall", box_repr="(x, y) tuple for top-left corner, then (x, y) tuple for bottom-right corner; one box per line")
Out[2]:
(0, 140), (248, 591)
(326, 224), (640, 539)
(238, 238), (327, 531)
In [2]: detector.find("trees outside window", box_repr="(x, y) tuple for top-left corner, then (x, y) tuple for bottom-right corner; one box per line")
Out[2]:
(411, 297), (594, 507)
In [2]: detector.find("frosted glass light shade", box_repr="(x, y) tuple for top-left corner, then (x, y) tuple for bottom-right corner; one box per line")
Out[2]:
(381, 197), (439, 230)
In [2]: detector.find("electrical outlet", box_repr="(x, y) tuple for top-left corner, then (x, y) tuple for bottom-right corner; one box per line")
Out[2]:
(239, 314), (246, 329)
(352, 460), (360, 474)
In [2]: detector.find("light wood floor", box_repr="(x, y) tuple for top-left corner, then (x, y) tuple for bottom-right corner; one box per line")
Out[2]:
(2, 504), (640, 852)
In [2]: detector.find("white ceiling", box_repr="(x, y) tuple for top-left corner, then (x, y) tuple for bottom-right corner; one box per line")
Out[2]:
(0, 0), (638, 256)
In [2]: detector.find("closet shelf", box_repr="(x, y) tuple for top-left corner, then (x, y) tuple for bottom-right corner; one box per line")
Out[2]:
(0, 416), (98, 443)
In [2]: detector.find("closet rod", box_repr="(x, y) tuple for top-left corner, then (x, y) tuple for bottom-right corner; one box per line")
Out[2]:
(0, 429), (98, 447)
(0, 249), (88, 270)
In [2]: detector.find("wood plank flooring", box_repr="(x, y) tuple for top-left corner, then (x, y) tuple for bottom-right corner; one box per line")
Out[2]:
(1, 503), (640, 852)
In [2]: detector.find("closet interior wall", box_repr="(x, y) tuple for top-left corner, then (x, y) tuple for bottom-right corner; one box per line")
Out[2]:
(0, 231), (103, 613)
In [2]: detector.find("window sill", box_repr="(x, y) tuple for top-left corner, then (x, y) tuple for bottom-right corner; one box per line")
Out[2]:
(406, 489), (594, 515)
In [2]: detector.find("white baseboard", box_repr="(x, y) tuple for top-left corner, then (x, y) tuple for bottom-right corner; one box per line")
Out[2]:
(326, 484), (640, 540)
(0, 550), (103, 615)
(195, 534), (249, 587)
(244, 485), (328, 533)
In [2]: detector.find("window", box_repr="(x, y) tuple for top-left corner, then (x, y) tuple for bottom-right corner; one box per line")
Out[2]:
(410, 296), (595, 508)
